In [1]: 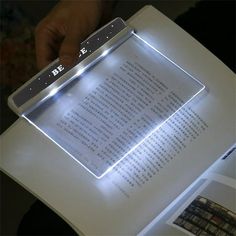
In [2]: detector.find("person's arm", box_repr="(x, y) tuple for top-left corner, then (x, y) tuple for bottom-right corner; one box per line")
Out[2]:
(35, 0), (113, 69)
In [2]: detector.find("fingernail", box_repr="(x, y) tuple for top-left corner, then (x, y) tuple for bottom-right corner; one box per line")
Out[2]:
(60, 55), (76, 67)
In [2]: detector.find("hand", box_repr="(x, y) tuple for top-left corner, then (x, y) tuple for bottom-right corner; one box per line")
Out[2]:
(35, 0), (112, 69)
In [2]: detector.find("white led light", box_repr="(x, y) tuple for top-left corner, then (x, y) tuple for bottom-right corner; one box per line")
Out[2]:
(48, 87), (59, 97)
(101, 49), (110, 57)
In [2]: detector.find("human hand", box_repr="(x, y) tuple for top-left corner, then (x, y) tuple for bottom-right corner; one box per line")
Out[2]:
(35, 0), (112, 69)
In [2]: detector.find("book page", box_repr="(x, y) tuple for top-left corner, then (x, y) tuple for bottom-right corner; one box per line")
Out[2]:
(139, 147), (236, 236)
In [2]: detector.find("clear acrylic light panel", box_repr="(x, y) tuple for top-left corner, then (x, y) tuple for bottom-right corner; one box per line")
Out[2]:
(25, 35), (205, 178)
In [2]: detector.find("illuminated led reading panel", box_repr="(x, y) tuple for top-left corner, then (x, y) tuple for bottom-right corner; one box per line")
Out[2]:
(20, 34), (204, 178)
(8, 16), (205, 178)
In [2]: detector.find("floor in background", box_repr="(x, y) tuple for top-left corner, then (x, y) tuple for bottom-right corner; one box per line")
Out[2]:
(0, 1), (199, 235)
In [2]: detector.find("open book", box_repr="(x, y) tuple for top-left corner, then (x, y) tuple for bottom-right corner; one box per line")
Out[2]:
(0, 5), (235, 236)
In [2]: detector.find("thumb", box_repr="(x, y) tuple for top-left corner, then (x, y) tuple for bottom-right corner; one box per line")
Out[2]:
(59, 20), (87, 67)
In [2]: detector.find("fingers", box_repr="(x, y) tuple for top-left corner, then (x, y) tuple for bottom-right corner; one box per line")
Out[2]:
(59, 9), (98, 66)
(35, 20), (58, 70)
(35, 0), (104, 70)
(59, 0), (103, 67)
(59, 17), (88, 67)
